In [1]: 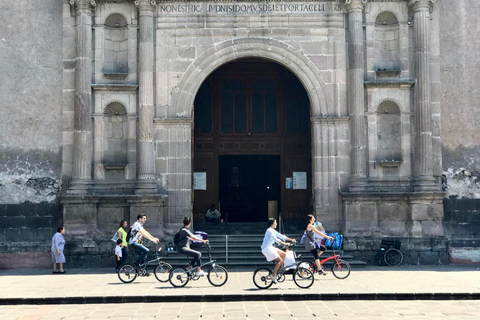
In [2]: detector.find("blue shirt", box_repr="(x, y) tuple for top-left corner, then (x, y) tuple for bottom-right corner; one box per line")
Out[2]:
(261, 227), (287, 250)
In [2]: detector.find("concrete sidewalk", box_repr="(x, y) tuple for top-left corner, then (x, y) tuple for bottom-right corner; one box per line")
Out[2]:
(0, 265), (479, 304)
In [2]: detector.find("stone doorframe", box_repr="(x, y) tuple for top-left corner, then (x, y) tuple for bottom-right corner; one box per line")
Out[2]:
(159, 38), (349, 231)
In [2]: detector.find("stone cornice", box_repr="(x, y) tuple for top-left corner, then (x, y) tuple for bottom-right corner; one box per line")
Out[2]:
(91, 84), (139, 91)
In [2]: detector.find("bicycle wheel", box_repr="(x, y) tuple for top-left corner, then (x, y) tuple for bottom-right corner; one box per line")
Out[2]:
(118, 264), (137, 283)
(154, 262), (173, 283)
(293, 267), (314, 289)
(207, 266), (228, 287)
(252, 267), (274, 289)
(384, 248), (403, 267)
(331, 259), (351, 279)
(169, 267), (190, 287)
(300, 260), (316, 273)
(277, 272), (286, 283)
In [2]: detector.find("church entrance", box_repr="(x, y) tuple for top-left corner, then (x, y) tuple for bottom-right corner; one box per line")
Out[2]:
(219, 155), (280, 222)
(193, 58), (311, 223)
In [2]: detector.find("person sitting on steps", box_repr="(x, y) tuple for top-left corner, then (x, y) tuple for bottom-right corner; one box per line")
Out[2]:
(205, 204), (221, 223)
(261, 218), (296, 284)
(177, 217), (209, 276)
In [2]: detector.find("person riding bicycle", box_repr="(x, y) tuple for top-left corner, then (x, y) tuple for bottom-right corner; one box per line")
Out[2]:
(129, 213), (159, 272)
(304, 214), (334, 275)
(261, 218), (296, 284)
(177, 217), (209, 276)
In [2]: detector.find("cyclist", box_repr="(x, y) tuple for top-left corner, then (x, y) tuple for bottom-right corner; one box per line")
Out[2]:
(304, 214), (334, 275)
(129, 213), (159, 271)
(261, 218), (296, 284)
(177, 217), (209, 276)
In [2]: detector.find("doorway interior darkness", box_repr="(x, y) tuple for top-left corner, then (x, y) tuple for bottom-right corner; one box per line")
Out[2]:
(219, 155), (280, 222)
(193, 58), (311, 222)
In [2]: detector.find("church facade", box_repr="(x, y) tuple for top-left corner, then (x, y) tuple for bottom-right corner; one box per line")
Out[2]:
(1, 0), (480, 266)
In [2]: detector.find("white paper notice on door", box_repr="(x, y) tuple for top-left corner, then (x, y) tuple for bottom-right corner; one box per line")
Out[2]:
(193, 172), (207, 190)
(293, 172), (307, 189)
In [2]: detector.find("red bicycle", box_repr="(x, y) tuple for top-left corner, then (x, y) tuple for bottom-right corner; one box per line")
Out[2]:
(303, 246), (351, 279)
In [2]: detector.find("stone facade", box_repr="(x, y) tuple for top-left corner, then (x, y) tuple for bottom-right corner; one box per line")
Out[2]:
(1, 0), (480, 266)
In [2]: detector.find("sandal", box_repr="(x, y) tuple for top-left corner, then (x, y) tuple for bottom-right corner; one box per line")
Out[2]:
(58, 270), (67, 274)
(52, 271), (59, 274)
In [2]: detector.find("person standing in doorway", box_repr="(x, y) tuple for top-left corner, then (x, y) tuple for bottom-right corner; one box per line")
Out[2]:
(205, 204), (221, 223)
(51, 226), (66, 274)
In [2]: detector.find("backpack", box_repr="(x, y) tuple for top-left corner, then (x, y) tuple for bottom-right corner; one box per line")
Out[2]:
(126, 227), (133, 243)
(173, 228), (185, 246)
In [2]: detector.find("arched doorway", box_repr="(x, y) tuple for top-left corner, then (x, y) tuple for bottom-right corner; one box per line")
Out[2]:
(193, 58), (311, 223)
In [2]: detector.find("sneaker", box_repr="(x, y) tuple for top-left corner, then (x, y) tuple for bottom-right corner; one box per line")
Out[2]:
(196, 270), (207, 277)
(319, 269), (327, 276)
(272, 276), (278, 284)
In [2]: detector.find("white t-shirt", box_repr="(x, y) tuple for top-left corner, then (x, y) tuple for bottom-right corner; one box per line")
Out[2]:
(129, 221), (144, 244)
(115, 245), (122, 257)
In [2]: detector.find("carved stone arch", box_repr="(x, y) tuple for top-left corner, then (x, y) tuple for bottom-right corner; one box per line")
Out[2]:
(104, 101), (127, 116)
(375, 11), (399, 26)
(171, 38), (329, 118)
(104, 13), (128, 28)
(377, 99), (401, 114)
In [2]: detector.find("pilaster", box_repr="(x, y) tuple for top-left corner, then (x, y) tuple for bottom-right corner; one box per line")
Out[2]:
(409, 0), (437, 191)
(68, 0), (96, 194)
(346, 0), (368, 191)
(136, 0), (158, 193)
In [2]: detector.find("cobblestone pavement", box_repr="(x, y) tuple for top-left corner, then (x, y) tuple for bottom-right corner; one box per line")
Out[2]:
(1, 300), (480, 320)
(0, 265), (479, 300)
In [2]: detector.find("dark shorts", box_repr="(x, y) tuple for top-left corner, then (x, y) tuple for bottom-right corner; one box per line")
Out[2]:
(310, 245), (327, 260)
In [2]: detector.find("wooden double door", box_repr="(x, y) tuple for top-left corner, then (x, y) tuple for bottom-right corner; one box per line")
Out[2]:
(193, 59), (311, 222)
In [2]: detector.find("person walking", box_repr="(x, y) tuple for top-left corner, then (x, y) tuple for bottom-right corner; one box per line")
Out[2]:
(51, 226), (66, 274)
(261, 218), (296, 284)
(117, 220), (128, 264)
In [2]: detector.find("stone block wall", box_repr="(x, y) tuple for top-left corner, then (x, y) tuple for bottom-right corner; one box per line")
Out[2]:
(0, 203), (63, 268)
(444, 197), (480, 240)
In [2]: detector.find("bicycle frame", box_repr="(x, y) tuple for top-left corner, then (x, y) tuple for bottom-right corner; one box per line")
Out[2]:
(183, 244), (217, 274)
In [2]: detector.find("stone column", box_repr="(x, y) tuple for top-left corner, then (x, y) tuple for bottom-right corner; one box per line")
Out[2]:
(68, 0), (95, 194)
(135, 0), (157, 193)
(410, 0), (437, 191)
(346, 0), (368, 191)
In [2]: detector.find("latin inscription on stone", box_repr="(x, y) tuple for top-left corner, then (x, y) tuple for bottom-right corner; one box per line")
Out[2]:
(158, 1), (344, 15)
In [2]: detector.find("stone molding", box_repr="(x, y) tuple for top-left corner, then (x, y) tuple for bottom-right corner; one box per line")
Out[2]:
(311, 116), (350, 125)
(408, 0), (436, 11)
(91, 84), (139, 91)
(135, 0), (157, 10)
(345, 0), (367, 12)
(69, 0), (96, 12)
(153, 118), (194, 125)
(364, 80), (414, 88)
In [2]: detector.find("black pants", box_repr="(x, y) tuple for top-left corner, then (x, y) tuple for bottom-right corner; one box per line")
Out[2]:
(115, 257), (122, 270)
(178, 246), (202, 267)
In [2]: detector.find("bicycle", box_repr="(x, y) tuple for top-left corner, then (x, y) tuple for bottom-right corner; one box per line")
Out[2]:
(118, 243), (173, 283)
(169, 244), (228, 287)
(303, 245), (351, 280)
(252, 243), (315, 289)
(376, 238), (403, 267)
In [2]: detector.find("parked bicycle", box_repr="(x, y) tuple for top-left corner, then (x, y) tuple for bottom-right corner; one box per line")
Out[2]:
(303, 245), (351, 279)
(253, 243), (315, 289)
(169, 244), (228, 287)
(118, 244), (172, 283)
(376, 238), (403, 267)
